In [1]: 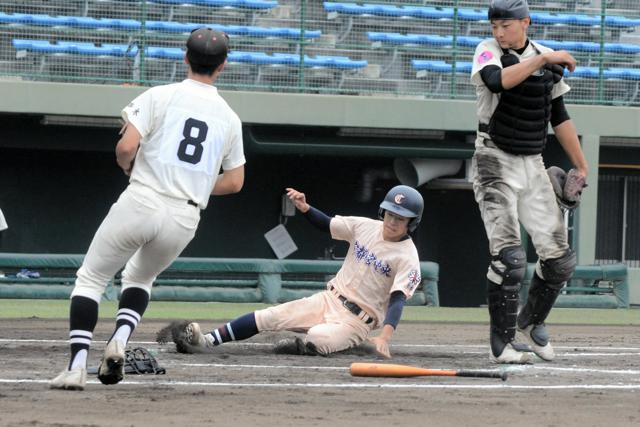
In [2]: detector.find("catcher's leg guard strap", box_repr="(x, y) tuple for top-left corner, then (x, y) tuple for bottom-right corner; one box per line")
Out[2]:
(487, 279), (520, 357)
(518, 272), (561, 329)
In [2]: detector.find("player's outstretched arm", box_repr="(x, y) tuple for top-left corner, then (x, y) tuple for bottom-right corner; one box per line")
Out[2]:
(286, 188), (310, 213)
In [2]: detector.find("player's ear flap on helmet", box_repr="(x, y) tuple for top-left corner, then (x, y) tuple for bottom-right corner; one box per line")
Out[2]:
(378, 185), (424, 232)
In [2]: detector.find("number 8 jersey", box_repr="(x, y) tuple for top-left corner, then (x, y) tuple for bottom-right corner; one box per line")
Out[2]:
(122, 79), (245, 209)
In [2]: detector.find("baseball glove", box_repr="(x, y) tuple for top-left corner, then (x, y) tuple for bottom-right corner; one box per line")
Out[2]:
(547, 166), (587, 210)
(155, 320), (203, 354)
(88, 347), (165, 375)
(564, 168), (588, 203)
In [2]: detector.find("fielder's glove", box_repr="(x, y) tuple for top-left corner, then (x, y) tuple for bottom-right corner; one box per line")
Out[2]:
(547, 166), (588, 210)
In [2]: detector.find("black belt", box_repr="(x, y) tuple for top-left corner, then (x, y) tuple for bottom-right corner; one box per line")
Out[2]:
(478, 123), (489, 133)
(187, 200), (198, 208)
(330, 286), (374, 324)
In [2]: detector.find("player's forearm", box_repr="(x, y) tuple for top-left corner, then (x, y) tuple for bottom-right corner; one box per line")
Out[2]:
(212, 166), (244, 195)
(212, 175), (242, 195)
(554, 120), (589, 176)
(500, 55), (546, 90)
(115, 141), (137, 173)
(377, 324), (395, 342)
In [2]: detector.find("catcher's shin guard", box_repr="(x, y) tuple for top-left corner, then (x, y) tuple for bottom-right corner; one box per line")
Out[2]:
(517, 272), (562, 329)
(487, 279), (521, 357)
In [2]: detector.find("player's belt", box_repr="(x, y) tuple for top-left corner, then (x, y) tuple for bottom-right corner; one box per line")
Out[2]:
(330, 286), (374, 325)
(187, 200), (198, 208)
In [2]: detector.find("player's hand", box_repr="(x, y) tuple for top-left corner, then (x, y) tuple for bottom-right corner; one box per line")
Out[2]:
(543, 50), (577, 72)
(368, 336), (392, 359)
(285, 188), (310, 213)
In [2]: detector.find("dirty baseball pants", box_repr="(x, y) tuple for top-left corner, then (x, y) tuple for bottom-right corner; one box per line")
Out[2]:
(255, 290), (374, 355)
(471, 139), (569, 283)
(71, 182), (201, 302)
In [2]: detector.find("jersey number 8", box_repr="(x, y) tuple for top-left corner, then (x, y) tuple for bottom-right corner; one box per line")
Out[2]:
(177, 118), (208, 165)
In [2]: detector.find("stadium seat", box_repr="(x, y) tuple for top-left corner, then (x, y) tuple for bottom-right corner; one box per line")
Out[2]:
(13, 39), (367, 69)
(411, 60), (472, 74)
(0, 12), (140, 30)
(0, 12), (321, 39)
(367, 32), (640, 55)
(323, 2), (640, 28)
(148, 0), (278, 10)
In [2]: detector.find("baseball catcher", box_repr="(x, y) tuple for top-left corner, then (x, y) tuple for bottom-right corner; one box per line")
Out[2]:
(471, 0), (589, 363)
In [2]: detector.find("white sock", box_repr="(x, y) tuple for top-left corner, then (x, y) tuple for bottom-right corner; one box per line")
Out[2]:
(70, 349), (88, 370)
(112, 325), (132, 345)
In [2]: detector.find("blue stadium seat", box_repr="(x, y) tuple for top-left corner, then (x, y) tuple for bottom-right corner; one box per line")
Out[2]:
(14, 39), (368, 69)
(324, 3), (640, 28)
(0, 12), (320, 39)
(368, 32), (483, 47)
(149, 0), (278, 9)
(0, 12), (141, 30)
(13, 39), (139, 56)
(412, 60), (472, 74)
(367, 32), (640, 55)
(145, 21), (320, 38)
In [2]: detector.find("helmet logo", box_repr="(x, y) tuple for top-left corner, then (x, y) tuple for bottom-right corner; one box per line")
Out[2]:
(394, 194), (405, 204)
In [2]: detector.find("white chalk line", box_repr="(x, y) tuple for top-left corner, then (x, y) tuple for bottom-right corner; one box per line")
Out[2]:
(1, 378), (639, 390)
(2, 339), (639, 353)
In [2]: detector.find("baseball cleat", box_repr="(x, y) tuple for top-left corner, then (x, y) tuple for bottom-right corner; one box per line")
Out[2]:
(518, 324), (555, 361)
(184, 322), (214, 348)
(490, 343), (534, 364)
(98, 340), (126, 385)
(50, 367), (87, 391)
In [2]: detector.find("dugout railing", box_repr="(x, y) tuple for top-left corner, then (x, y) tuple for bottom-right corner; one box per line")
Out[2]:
(520, 263), (630, 309)
(0, 253), (440, 306)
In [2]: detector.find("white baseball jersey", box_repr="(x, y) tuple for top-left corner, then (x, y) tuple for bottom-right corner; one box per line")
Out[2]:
(122, 79), (245, 209)
(328, 216), (421, 323)
(471, 38), (571, 132)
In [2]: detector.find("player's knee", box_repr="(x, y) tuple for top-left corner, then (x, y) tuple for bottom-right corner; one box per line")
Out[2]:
(253, 307), (278, 331)
(120, 282), (152, 296)
(490, 245), (526, 289)
(539, 249), (576, 288)
(71, 268), (108, 303)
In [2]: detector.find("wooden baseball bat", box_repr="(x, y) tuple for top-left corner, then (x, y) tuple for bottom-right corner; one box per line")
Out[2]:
(350, 363), (508, 381)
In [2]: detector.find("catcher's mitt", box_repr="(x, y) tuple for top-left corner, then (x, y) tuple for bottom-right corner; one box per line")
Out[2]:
(547, 166), (587, 210)
(156, 320), (205, 354)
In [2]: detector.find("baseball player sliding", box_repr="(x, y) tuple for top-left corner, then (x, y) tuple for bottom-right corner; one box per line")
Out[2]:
(167, 185), (423, 358)
(50, 28), (245, 390)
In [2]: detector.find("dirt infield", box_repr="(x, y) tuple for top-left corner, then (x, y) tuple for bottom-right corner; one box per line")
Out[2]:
(1, 318), (639, 427)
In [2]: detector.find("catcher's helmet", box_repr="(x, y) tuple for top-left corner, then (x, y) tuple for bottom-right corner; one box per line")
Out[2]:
(186, 27), (229, 67)
(378, 185), (424, 232)
(488, 0), (529, 21)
